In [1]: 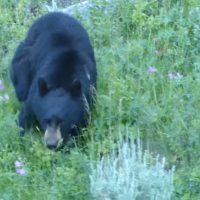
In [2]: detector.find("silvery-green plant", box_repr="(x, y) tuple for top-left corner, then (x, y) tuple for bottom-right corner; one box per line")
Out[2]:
(90, 139), (174, 200)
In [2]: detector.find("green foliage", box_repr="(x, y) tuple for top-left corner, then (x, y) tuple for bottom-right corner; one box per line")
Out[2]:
(1, 0), (200, 199)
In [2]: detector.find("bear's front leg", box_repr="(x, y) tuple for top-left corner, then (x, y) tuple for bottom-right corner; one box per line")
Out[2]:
(18, 105), (30, 136)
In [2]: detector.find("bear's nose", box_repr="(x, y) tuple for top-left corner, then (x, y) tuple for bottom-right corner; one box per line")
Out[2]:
(46, 139), (58, 150)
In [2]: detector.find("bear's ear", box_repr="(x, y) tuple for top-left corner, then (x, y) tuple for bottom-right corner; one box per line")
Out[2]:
(70, 79), (81, 98)
(38, 77), (48, 96)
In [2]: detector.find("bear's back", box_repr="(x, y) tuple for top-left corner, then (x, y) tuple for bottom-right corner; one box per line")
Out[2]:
(26, 12), (94, 60)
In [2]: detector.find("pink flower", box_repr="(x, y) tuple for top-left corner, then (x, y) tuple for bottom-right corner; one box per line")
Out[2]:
(0, 80), (4, 91)
(147, 66), (157, 74)
(16, 168), (26, 175)
(15, 160), (23, 168)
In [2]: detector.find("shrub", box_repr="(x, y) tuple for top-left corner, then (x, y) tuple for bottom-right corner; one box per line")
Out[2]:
(90, 138), (174, 200)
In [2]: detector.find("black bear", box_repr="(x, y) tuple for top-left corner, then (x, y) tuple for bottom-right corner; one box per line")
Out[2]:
(10, 12), (96, 149)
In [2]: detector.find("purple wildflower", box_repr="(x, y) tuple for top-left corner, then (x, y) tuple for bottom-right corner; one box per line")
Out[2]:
(147, 66), (157, 74)
(168, 72), (174, 80)
(0, 80), (4, 91)
(16, 168), (26, 175)
(15, 160), (23, 168)
(14, 160), (27, 175)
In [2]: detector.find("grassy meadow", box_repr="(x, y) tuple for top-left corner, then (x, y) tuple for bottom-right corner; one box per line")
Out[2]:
(0, 0), (200, 199)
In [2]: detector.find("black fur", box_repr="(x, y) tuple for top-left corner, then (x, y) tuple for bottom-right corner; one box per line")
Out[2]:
(10, 12), (96, 146)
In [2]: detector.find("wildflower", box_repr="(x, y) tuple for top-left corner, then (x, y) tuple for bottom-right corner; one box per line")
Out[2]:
(168, 72), (174, 80)
(168, 72), (182, 80)
(0, 80), (4, 91)
(14, 160), (27, 175)
(15, 160), (23, 168)
(147, 66), (157, 74)
(16, 168), (26, 175)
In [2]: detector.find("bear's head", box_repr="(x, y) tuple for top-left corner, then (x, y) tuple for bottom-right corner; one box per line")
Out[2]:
(35, 77), (88, 149)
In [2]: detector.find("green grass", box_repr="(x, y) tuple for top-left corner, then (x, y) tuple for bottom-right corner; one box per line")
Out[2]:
(0, 0), (200, 199)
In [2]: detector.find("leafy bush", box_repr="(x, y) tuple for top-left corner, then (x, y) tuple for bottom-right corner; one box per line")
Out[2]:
(90, 138), (174, 200)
